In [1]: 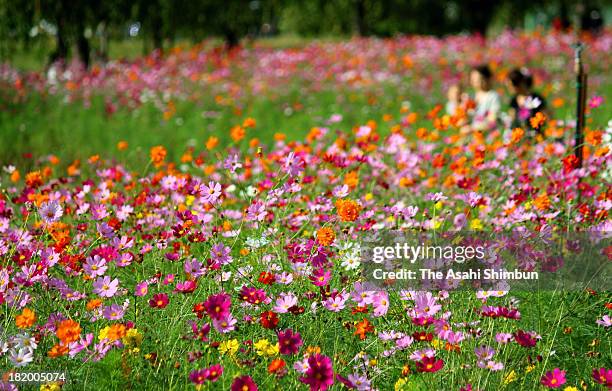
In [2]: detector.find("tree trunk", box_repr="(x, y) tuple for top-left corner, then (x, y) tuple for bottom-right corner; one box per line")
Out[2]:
(224, 30), (239, 49)
(355, 0), (368, 36)
(50, 18), (69, 64)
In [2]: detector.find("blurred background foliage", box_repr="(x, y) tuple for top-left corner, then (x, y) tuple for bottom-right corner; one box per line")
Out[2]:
(0, 0), (608, 69)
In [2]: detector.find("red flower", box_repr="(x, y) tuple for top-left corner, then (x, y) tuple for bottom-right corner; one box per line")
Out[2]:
(412, 331), (433, 342)
(149, 293), (169, 309)
(416, 357), (444, 373)
(562, 154), (580, 174)
(514, 330), (537, 348)
(260, 311), (279, 329)
(258, 271), (276, 285)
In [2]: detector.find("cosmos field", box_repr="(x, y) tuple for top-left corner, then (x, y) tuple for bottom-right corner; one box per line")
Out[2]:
(0, 30), (611, 390)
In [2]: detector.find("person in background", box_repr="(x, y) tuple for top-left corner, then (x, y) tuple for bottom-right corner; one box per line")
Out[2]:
(507, 67), (547, 136)
(446, 83), (467, 116)
(467, 64), (501, 132)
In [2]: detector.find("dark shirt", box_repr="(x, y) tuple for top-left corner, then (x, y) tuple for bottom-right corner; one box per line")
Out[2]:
(510, 92), (547, 133)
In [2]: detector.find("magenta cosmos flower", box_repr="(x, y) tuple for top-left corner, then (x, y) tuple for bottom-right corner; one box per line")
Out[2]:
(231, 375), (258, 391)
(204, 293), (232, 320)
(540, 368), (566, 388)
(300, 353), (334, 391)
(277, 328), (303, 355)
(592, 367), (612, 388)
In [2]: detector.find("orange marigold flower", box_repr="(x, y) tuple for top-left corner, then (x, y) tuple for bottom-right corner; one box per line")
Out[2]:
(344, 171), (359, 188)
(48, 343), (69, 358)
(354, 318), (374, 340)
(117, 141), (129, 151)
(336, 199), (361, 222)
(56, 319), (81, 344)
(552, 98), (565, 108)
(10, 170), (20, 183)
(510, 128), (524, 144)
(15, 308), (36, 329)
(150, 145), (167, 165)
(268, 358), (286, 374)
(86, 299), (103, 311)
(243, 117), (256, 128)
(206, 136), (219, 150)
(249, 138), (260, 148)
(585, 130), (603, 146)
(529, 112), (546, 129)
(107, 324), (127, 341)
(533, 193), (551, 211)
(25, 171), (43, 187)
(230, 125), (246, 142)
(316, 227), (336, 246)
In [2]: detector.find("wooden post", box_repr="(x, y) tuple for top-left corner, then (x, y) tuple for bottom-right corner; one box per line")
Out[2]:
(573, 42), (587, 167)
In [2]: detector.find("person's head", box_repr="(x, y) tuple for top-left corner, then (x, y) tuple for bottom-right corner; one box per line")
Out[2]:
(470, 64), (493, 91)
(507, 67), (533, 94)
(447, 83), (462, 102)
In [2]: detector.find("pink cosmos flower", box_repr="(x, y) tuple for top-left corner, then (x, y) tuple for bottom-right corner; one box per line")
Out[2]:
(212, 314), (237, 333)
(102, 304), (125, 320)
(83, 255), (108, 278)
(283, 152), (304, 177)
(596, 315), (611, 327)
(92, 276), (119, 298)
(323, 293), (348, 312)
(474, 345), (495, 360)
(477, 360), (504, 371)
(38, 201), (63, 223)
(273, 292), (298, 313)
(201, 181), (222, 204)
(134, 282), (148, 297)
(372, 291), (389, 317)
(246, 201), (267, 222)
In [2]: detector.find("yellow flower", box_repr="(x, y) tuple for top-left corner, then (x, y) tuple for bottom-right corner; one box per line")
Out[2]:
(254, 339), (278, 357)
(185, 195), (195, 206)
(218, 339), (239, 356)
(364, 193), (373, 201)
(434, 201), (443, 210)
(122, 328), (143, 348)
(98, 326), (110, 341)
(394, 378), (408, 391)
(563, 387), (579, 391)
(40, 383), (61, 391)
(469, 218), (483, 230)
(503, 370), (517, 385)
(432, 218), (442, 230)
(431, 339), (443, 349)
(525, 364), (536, 373)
